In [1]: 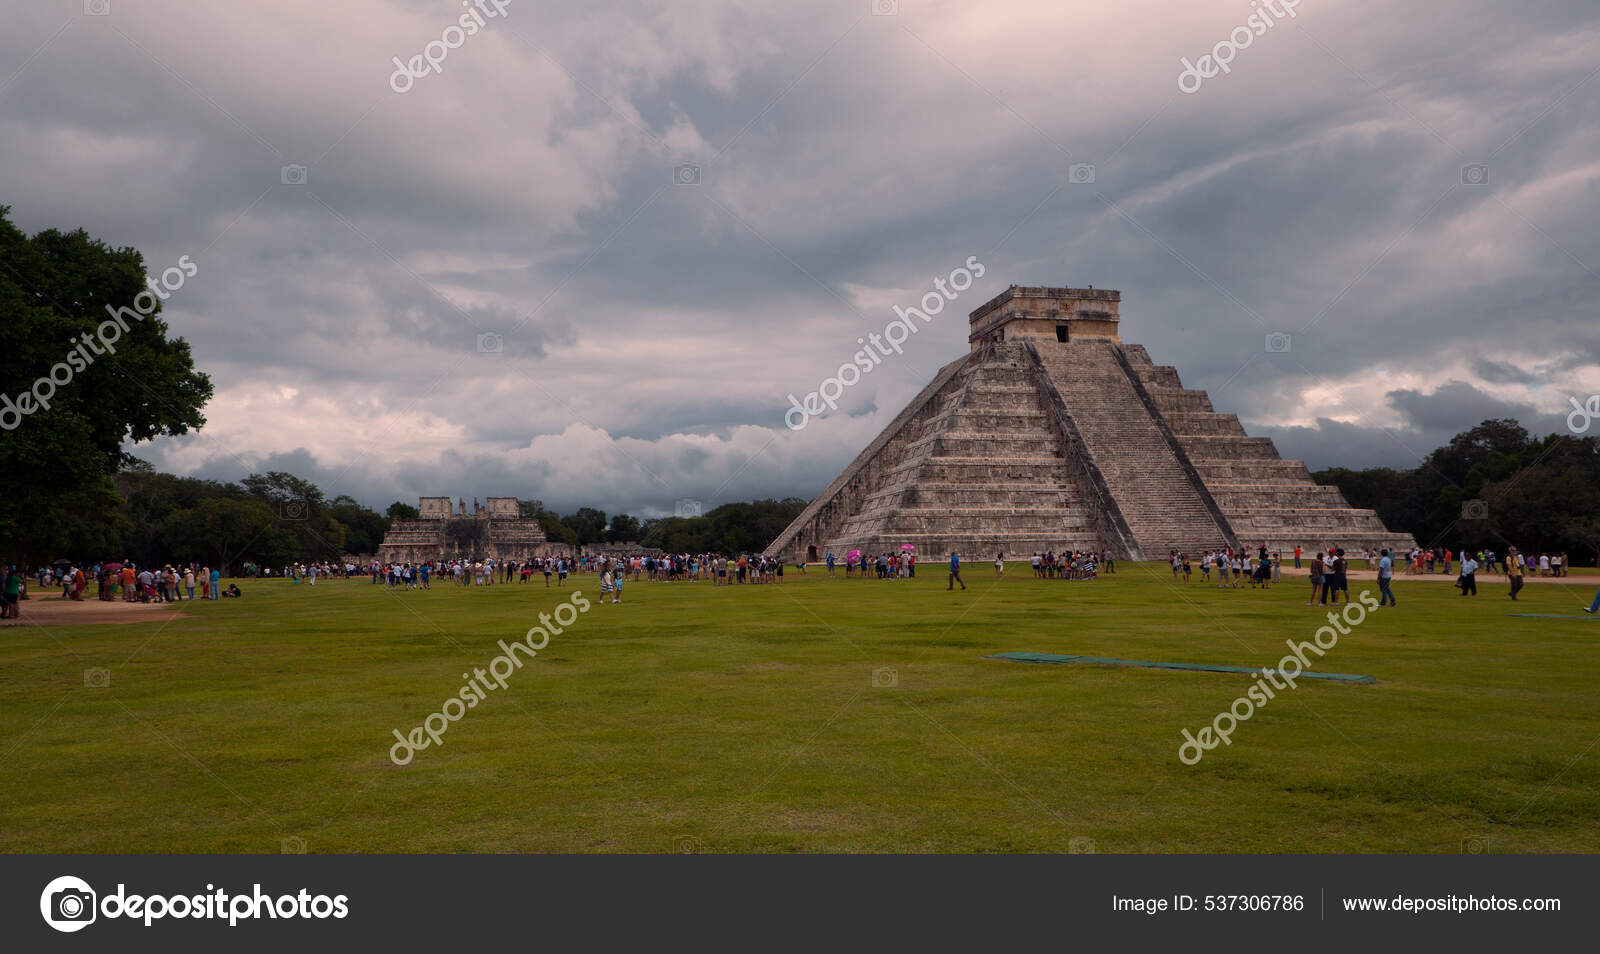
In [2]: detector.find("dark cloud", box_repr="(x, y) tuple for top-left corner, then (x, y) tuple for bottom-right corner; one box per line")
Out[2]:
(2, 0), (1596, 512)
(1473, 359), (1539, 385)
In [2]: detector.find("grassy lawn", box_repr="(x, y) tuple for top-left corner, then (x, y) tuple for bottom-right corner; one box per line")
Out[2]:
(3, 563), (1598, 853)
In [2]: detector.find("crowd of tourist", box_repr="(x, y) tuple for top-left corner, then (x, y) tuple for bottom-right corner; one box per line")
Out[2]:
(3, 539), (1592, 623)
(357, 552), (803, 593)
(22, 562), (234, 603)
(1026, 551), (1105, 580)
(1160, 547), (1283, 589)
(1165, 543), (1580, 606)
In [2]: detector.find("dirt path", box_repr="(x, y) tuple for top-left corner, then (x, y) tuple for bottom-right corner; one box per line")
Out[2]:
(0, 596), (192, 627)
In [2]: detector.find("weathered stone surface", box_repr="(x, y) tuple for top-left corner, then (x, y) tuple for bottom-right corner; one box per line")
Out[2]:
(376, 496), (562, 563)
(765, 285), (1415, 561)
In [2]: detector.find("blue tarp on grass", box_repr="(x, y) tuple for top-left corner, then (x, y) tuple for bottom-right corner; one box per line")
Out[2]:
(987, 651), (1376, 684)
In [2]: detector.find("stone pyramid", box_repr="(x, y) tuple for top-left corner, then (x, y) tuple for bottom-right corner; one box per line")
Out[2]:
(765, 285), (1415, 562)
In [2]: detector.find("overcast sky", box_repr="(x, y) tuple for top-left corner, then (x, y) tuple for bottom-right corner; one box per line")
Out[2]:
(4, 0), (1598, 516)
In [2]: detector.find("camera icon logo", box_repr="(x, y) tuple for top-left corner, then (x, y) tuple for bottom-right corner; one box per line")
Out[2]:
(1068, 836), (1097, 854)
(871, 666), (899, 688)
(674, 498), (703, 519)
(280, 498), (309, 521)
(1069, 162), (1096, 184)
(84, 667), (110, 688)
(673, 163), (701, 185)
(281, 164), (307, 186)
(84, 0), (111, 15)
(675, 836), (703, 854)
(477, 332), (504, 353)
(1265, 332), (1292, 353)
(1462, 835), (1492, 854)
(40, 875), (97, 932)
(281, 835), (308, 854)
(1461, 163), (1489, 186)
(871, 0), (899, 14)
(1461, 499), (1489, 521)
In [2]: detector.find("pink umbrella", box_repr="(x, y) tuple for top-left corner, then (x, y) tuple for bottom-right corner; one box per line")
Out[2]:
(847, 549), (862, 561)
(900, 544), (916, 551)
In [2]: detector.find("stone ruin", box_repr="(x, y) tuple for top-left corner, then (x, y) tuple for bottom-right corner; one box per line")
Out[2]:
(766, 285), (1416, 563)
(376, 496), (564, 563)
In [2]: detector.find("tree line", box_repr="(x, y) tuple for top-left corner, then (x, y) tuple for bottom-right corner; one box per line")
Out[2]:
(18, 458), (809, 572)
(1314, 419), (1600, 561)
(511, 497), (808, 555)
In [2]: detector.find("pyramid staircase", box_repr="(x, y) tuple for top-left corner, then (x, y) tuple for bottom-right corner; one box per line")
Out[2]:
(817, 343), (1103, 559)
(1122, 344), (1418, 554)
(765, 285), (1416, 562)
(1030, 339), (1234, 557)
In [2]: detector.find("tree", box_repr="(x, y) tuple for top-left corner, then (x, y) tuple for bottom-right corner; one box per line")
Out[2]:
(0, 207), (211, 564)
(606, 513), (641, 543)
(330, 496), (391, 555)
(638, 498), (807, 555)
(161, 497), (284, 573)
(1316, 421), (1600, 555)
(386, 501), (421, 521)
(240, 471), (346, 560)
(562, 507), (607, 545)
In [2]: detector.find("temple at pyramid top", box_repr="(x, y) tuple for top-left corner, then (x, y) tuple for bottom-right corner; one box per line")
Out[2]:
(766, 284), (1415, 563)
(968, 285), (1123, 349)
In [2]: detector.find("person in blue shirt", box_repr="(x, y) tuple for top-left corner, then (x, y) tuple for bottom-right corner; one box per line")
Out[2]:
(1377, 549), (1396, 606)
(947, 551), (966, 591)
(826, 552), (835, 575)
(209, 566), (222, 600)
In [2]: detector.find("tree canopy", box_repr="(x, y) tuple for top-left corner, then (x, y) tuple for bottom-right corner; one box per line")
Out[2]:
(0, 207), (212, 564)
(1316, 419), (1600, 560)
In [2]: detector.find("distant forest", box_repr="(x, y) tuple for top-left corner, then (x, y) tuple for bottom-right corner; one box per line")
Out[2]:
(7, 457), (806, 571)
(1314, 419), (1600, 560)
(11, 421), (1595, 571)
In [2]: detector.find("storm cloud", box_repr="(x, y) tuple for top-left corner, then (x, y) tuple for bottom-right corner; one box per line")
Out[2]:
(3, 0), (1597, 515)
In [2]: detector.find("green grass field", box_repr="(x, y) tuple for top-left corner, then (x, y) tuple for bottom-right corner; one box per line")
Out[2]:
(4, 563), (1599, 853)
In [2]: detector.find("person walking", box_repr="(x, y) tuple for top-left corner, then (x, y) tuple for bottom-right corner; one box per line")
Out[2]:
(2, 566), (22, 619)
(1377, 548), (1396, 606)
(1458, 554), (1478, 597)
(1506, 547), (1525, 601)
(948, 551), (966, 591)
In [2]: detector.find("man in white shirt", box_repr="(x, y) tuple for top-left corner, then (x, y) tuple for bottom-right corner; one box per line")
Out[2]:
(1459, 555), (1479, 596)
